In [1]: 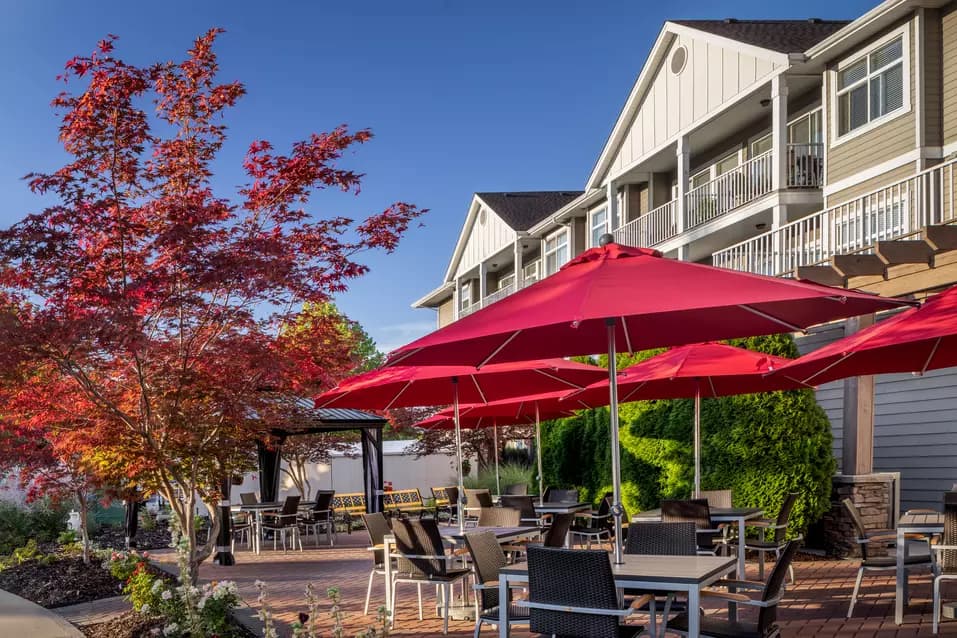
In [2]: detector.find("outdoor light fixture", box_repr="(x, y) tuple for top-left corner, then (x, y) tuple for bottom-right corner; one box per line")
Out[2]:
(760, 98), (771, 108)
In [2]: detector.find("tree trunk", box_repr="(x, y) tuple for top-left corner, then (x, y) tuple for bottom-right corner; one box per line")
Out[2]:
(76, 489), (90, 565)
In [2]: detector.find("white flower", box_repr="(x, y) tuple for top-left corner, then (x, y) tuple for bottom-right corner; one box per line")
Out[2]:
(140, 603), (151, 615)
(254, 579), (265, 588)
(197, 596), (207, 610)
(161, 590), (173, 601)
(162, 622), (180, 636)
(152, 580), (164, 593)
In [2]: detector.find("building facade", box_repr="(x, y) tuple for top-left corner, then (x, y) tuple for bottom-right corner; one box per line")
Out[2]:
(413, 0), (957, 511)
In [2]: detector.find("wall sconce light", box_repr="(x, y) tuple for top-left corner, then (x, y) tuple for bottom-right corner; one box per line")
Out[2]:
(759, 98), (771, 108)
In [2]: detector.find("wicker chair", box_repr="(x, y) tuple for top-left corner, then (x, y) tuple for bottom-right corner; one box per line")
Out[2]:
(477, 506), (521, 528)
(360, 512), (392, 615)
(239, 492), (258, 505)
(569, 493), (616, 549)
(464, 530), (529, 637)
(503, 483), (528, 496)
(465, 489), (493, 523)
(260, 495), (302, 552)
(844, 497), (931, 618)
(524, 546), (645, 638)
(668, 540), (801, 638)
(499, 495), (541, 526)
(700, 489), (732, 508)
(432, 486), (459, 526)
(543, 487), (580, 503)
(391, 517), (471, 634)
(932, 494), (957, 633)
(543, 512), (575, 547)
(738, 493), (800, 582)
(299, 490), (336, 547)
(662, 499), (725, 555)
(625, 522), (698, 636)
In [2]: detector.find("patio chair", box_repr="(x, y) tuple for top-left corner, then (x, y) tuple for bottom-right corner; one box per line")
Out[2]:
(625, 522), (698, 636)
(662, 498), (725, 555)
(499, 495), (541, 526)
(239, 492), (258, 505)
(844, 497), (931, 618)
(737, 492), (800, 582)
(464, 489), (493, 523)
(700, 489), (732, 508)
(503, 483), (528, 496)
(230, 510), (254, 552)
(932, 494), (957, 633)
(391, 517), (471, 635)
(668, 540), (801, 638)
(523, 546), (646, 638)
(299, 490), (336, 547)
(543, 487), (579, 503)
(360, 512), (392, 615)
(569, 493), (616, 549)
(260, 495), (303, 552)
(477, 506), (521, 528)
(464, 530), (530, 637)
(432, 486), (459, 526)
(501, 512), (575, 559)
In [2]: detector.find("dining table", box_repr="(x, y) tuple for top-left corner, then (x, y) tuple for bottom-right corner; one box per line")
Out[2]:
(894, 510), (942, 624)
(232, 500), (316, 554)
(497, 553), (736, 638)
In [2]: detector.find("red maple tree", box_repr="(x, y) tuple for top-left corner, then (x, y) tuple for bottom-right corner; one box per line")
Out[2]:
(0, 29), (423, 575)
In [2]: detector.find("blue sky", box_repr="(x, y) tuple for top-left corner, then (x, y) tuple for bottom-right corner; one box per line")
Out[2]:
(1, 0), (874, 353)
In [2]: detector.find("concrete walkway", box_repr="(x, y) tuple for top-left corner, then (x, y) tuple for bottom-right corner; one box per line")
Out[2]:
(0, 589), (84, 637)
(54, 595), (130, 628)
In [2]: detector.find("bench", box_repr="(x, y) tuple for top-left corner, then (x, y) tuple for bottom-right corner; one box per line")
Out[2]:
(331, 492), (366, 533)
(382, 488), (433, 517)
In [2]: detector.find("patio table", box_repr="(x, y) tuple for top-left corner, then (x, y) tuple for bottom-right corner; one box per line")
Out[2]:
(382, 525), (539, 624)
(632, 506), (763, 577)
(895, 510), (942, 624)
(232, 501), (316, 554)
(497, 553), (736, 638)
(534, 501), (591, 515)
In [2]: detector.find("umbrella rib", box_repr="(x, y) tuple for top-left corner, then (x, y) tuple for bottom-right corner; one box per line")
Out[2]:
(802, 351), (855, 385)
(478, 330), (523, 368)
(620, 317), (634, 354)
(920, 337), (942, 376)
(470, 374), (488, 404)
(738, 304), (806, 333)
(534, 368), (587, 390)
(384, 381), (412, 410)
(385, 347), (421, 367)
(620, 381), (647, 403)
(707, 377), (717, 398)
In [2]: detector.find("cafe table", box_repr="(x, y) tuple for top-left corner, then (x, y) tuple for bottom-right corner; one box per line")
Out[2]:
(632, 506), (763, 576)
(497, 553), (736, 638)
(894, 510), (942, 624)
(232, 500), (316, 554)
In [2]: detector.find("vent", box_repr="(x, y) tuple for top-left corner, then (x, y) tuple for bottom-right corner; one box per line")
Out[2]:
(670, 46), (688, 75)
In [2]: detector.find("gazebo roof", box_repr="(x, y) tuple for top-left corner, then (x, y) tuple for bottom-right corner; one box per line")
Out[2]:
(271, 396), (386, 436)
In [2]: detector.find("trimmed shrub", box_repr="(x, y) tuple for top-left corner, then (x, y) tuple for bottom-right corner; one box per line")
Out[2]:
(463, 462), (535, 493)
(0, 500), (69, 554)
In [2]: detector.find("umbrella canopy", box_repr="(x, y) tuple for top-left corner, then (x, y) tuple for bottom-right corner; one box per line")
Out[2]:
(567, 342), (809, 495)
(383, 240), (909, 563)
(775, 284), (957, 385)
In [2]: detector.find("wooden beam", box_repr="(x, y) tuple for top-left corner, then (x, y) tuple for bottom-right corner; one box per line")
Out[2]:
(842, 314), (876, 476)
(923, 225), (957, 252)
(796, 265), (845, 287)
(833, 254), (886, 278)
(857, 249), (957, 297)
(875, 240), (934, 266)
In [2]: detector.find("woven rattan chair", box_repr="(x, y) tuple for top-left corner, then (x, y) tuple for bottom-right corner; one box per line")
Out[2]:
(477, 506), (521, 528)
(738, 493), (800, 582)
(499, 495), (541, 526)
(625, 522), (698, 636)
(543, 487), (580, 503)
(464, 530), (529, 637)
(844, 497), (931, 618)
(668, 540), (801, 638)
(360, 512), (392, 615)
(432, 486), (459, 526)
(662, 499), (725, 555)
(239, 492), (258, 505)
(932, 495), (957, 633)
(569, 493), (615, 549)
(299, 490), (336, 547)
(465, 489), (493, 524)
(543, 512), (575, 547)
(260, 495), (302, 552)
(700, 489), (732, 508)
(524, 546), (645, 638)
(503, 483), (528, 496)
(392, 517), (471, 634)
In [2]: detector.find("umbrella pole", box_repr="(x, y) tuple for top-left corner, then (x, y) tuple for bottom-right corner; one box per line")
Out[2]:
(536, 403), (544, 507)
(605, 319), (624, 564)
(493, 423), (501, 496)
(452, 377), (465, 534)
(694, 386), (701, 499)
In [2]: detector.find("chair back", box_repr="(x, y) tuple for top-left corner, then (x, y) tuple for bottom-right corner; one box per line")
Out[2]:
(392, 517), (449, 577)
(361, 512), (391, 567)
(239, 492), (258, 505)
(757, 540), (801, 633)
(478, 506), (521, 527)
(700, 489), (732, 508)
(662, 498), (713, 549)
(445, 486), (460, 511)
(772, 492), (799, 544)
(544, 487), (579, 503)
(841, 498), (871, 560)
(312, 490), (335, 513)
(503, 483), (528, 495)
(625, 522), (697, 556)
(464, 531), (508, 613)
(543, 512), (574, 547)
(431, 486), (450, 505)
(465, 488), (493, 509)
(527, 546), (621, 637)
(941, 492), (957, 574)
(500, 495), (538, 523)
(280, 495), (301, 517)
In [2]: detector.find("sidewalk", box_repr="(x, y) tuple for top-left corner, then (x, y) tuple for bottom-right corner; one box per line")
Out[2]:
(0, 588), (84, 638)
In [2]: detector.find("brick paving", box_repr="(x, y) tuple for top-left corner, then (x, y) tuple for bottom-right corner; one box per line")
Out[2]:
(54, 596), (131, 628)
(151, 532), (957, 637)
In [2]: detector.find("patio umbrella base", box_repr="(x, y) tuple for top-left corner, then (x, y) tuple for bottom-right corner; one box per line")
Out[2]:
(437, 602), (476, 621)
(943, 602), (957, 619)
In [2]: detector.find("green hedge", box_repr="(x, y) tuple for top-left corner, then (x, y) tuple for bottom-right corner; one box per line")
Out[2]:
(541, 334), (835, 536)
(0, 500), (69, 555)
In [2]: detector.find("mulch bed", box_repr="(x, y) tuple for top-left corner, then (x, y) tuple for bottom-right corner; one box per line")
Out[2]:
(92, 526), (174, 551)
(0, 554), (123, 608)
(82, 610), (257, 638)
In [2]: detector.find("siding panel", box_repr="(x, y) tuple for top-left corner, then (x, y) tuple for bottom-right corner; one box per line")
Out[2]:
(924, 8), (944, 148)
(942, 3), (957, 145)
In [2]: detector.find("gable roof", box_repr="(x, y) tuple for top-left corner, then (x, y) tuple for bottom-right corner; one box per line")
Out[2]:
(670, 19), (850, 54)
(475, 191), (583, 231)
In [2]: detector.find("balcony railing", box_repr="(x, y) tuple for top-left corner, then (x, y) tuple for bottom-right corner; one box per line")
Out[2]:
(787, 143), (824, 188)
(713, 158), (957, 277)
(613, 200), (677, 247)
(685, 150), (774, 230)
(483, 282), (515, 306)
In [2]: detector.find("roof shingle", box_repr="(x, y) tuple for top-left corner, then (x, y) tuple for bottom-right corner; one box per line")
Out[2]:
(671, 19), (850, 54)
(475, 191), (583, 231)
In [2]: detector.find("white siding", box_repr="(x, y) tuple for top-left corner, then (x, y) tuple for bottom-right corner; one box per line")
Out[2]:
(455, 207), (515, 279)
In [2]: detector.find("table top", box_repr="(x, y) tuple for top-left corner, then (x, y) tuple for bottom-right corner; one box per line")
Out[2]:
(632, 506), (763, 522)
(234, 501), (316, 510)
(533, 502), (590, 513)
(384, 525), (540, 545)
(899, 511), (944, 529)
(500, 553), (736, 586)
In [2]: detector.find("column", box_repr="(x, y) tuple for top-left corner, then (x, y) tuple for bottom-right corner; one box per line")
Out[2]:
(361, 427), (384, 513)
(478, 262), (488, 306)
(606, 179), (620, 232)
(771, 75), (789, 192)
(453, 276), (461, 320)
(514, 237), (525, 289)
(842, 314), (876, 475)
(676, 135), (690, 235)
(256, 439), (284, 503)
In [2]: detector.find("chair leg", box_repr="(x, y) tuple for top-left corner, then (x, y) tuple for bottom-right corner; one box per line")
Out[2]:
(443, 584), (451, 635)
(934, 575), (942, 634)
(364, 569), (375, 615)
(417, 583), (423, 620)
(648, 596), (657, 637)
(847, 566), (864, 618)
(758, 550), (765, 580)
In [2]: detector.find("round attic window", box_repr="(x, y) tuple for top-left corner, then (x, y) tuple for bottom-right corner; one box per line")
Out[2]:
(670, 46), (688, 75)
(478, 207), (487, 225)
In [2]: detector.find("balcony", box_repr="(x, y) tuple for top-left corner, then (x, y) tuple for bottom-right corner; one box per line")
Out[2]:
(454, 266), (535, 320)
(713, 158), (957, 279)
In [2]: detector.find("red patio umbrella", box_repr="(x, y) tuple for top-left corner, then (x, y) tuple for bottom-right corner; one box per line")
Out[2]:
(774, 284), (957, 385)
(386, 239), (910, 561)
(567, 342), (810, 496)
(315, 359), (607, 532)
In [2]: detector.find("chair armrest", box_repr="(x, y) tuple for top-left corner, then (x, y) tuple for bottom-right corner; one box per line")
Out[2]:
(517, 601), (635, 618)
(628, 594), (655, 609)
(931, 545), (957, 552)
(714, 579), (766, 591)
(394, 553), (453, 560)
(701, 590), (781, 608)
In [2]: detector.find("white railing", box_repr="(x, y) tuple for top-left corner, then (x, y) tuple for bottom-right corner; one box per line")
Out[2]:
(613, 199), (678, 247)
(483, 282), (515, 306)
(713, 159), (957, 276)
(685, 151), (774, 230)
(787, 143), (825, 188)
(458, 300), (481, 318)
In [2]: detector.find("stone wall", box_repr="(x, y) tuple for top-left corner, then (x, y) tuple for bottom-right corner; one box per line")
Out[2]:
(821, 473), (897, 557)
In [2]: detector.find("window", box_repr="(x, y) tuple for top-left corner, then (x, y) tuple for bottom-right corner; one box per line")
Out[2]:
(690, 169), (710, 190)
(589, 207), (608, 247)
(751, 134), (772, 157)
(497, 273), (515, 290)
(523, 260), (540, 284)
(837, 36), (904, 137)
(458, 281), (472, 312)
(714, 152), (740, 177)
(543, 230), (569, 276)
(789, 110), (822, 144)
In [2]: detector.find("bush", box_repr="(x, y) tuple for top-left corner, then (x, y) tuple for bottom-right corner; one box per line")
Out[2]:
(463, 462), (535, 493)
(0, 500), (69, 554)
(541, 334), (835, 536)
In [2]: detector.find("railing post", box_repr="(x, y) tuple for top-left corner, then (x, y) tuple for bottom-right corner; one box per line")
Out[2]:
(514, 237), (525, 291)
